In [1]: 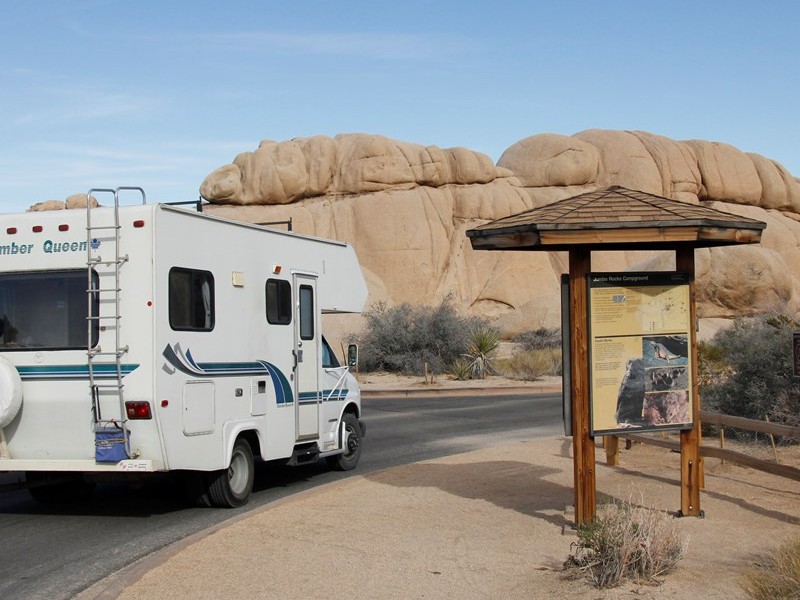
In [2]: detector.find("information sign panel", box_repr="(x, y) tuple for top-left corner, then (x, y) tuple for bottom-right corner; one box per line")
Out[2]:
(588, 272), (693, 435)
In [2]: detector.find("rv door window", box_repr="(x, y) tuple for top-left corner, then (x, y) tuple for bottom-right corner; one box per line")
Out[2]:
(169, 268), (215, 331)
(0, 270), (99, 350)
(265, 279), (291, 325)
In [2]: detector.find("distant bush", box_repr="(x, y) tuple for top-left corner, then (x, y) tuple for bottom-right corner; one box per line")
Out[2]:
(566, 496), (687, 588)
(740, 535), (800, 599)
(495, 348), (562, 380)
(700, 312), (800, 427)
(513, 327), (561, 351)
(355, 299), (484, 375)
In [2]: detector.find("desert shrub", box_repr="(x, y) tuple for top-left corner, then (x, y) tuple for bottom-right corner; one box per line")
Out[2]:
(740, 535), (800, 599)
(495, 348), (562, 380)
(697, 339), (732, 388)
(700, 312), (800, 427)
(513, 327), (561, 351)
(356, 299), (484, 375)
(566, 496), (687, 588)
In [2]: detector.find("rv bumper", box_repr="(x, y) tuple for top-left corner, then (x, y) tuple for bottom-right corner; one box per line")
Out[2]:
(0, 459), (156, 472)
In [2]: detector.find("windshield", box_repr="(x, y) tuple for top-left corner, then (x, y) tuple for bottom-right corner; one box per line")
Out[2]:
(0, 270), (98, 350)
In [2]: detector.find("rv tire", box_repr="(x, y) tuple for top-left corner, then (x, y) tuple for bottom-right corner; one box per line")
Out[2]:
(326, 412), (362, 471)
(0, 355), (23, 428)
(178, 471), (212, 507)
(207, 438), (254, 508)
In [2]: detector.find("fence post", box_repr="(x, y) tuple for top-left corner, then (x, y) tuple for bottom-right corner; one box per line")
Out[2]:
(605, 435), (620, 466)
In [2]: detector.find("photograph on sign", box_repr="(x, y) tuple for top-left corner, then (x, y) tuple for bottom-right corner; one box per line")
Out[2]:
(588, 272), (694, 435)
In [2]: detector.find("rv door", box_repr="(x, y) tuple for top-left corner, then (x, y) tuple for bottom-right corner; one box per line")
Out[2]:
(293, 273), (320, 441)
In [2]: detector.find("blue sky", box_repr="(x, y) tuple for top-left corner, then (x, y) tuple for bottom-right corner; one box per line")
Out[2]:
(1, 0), (797, 213)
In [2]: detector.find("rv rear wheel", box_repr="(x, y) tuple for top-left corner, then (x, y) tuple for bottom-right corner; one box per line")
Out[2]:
(207, 438), (254, 508)
(326, 412), (362, 472)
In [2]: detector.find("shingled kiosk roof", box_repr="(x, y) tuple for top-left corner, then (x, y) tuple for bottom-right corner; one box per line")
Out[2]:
(466, 185), (766, 251)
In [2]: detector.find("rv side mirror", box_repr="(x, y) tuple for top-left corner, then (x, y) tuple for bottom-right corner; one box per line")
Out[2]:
(347, 344), (359, 369)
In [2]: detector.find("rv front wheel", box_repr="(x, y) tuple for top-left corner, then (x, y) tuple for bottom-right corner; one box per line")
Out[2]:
(326, 412), (362, 471)
(207, 438), (254, 508)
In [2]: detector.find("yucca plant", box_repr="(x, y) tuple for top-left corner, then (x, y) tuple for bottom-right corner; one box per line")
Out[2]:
(461, 327), (499, 379)
(451, 357), (472, 381)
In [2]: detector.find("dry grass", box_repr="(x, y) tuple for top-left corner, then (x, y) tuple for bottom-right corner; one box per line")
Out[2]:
(565, 495), (687, 588)
(495, 348), (561, 381)
(740, 536), (800, 599)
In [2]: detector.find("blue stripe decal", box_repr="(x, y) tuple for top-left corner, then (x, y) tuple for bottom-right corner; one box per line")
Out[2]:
(299, 389), (349, 403)
(17, 364), (139, 381)
(162, 343), (294, 405)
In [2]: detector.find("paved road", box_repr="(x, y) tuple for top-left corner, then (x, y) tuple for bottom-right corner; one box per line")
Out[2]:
(0, 392), (562, 600)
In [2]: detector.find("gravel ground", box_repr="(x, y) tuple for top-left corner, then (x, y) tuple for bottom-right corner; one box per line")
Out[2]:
(76, 436), (800, 600)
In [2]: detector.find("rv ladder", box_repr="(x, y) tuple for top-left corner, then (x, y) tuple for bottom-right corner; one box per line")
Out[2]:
(85, 187), (146, 459)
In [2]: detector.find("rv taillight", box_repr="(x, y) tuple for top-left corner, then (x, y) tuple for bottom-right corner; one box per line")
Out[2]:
(58, 224), (69, 232)
(133, 220), (145, 228)
(125, 401), (152, 420)
(32, 225), (43, 233)
(6, 227), (16, 235)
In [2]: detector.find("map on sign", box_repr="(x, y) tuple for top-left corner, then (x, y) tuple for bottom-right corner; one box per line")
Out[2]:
(588, 272), (694, 435)
(589, 283), (689, 337)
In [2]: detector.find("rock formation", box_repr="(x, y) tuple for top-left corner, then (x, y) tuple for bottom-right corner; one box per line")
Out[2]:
(28, 193), (98, 211)
(199, 131), (800, 338)
(34, 130), (800, 340)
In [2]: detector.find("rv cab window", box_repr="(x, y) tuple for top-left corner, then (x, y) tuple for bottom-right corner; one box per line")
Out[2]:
(169, 268), (215, 331)
(0, 270), (99, 350)
(321, 337), (340, 368)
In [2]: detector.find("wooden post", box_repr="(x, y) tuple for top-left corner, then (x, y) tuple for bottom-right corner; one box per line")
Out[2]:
(605, 435), (620, 466)
(676, 248), (702, 516)
(569, 248), (595, 524)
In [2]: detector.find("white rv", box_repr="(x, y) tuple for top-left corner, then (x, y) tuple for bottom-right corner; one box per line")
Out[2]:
(0, 187), (367, 507)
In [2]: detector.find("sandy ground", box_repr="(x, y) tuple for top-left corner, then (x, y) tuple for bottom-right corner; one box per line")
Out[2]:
(78, 431), (800, 600)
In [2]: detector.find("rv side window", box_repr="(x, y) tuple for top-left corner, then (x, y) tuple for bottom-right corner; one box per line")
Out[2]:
(299, 284), (314, 340)
(265, 279), (291, 325)
(0, 270), (99, 350)
(169, 268), (215, 331)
